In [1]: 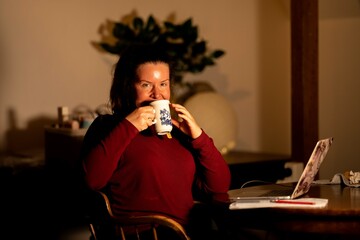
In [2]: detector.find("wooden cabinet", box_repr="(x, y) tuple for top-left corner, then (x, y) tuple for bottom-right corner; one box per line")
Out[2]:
(224, 151), (291, 189)
(44, 127), (86, 173)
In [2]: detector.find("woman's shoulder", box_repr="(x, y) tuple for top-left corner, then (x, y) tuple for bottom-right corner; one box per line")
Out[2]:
(86, 114), (120, 136)
(82, 114), (122, 150)
(92, 113), (122, 126)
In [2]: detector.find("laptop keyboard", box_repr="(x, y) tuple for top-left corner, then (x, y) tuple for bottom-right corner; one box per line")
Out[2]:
(260, 188), (294, 197)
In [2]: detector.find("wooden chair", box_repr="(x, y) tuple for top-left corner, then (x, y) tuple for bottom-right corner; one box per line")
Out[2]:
(86, 190), (191, 240)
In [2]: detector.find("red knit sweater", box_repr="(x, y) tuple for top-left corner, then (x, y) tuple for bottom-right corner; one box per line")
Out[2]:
(82, 114), (231, 225)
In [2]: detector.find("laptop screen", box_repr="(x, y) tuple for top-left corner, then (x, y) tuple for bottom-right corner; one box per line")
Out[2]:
(291, 137), (333, 199)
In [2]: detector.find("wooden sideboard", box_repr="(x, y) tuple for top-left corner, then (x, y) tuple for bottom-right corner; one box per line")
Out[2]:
(44, 127), (87, 172)
(223, 151), (291, 189)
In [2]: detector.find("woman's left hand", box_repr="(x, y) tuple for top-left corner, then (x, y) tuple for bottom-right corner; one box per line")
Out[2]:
(170, 103), (202, 139)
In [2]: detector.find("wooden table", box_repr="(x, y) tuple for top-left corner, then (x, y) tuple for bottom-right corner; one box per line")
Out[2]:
(220, 184), (360, 238)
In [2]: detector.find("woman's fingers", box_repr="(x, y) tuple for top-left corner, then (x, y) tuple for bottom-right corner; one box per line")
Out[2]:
(170, 103), (202, 139)
(126, 106), (156, 131)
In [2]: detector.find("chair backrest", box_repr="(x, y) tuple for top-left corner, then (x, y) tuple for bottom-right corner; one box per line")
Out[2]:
(87, 190), (190, 240)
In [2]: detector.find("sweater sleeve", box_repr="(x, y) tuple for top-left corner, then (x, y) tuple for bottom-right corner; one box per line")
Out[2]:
(82, 116), (139, 190)
(190, 131), (231, 198)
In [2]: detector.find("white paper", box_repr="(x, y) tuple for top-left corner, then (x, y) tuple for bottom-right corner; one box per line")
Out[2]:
(229, 198), (328, 210)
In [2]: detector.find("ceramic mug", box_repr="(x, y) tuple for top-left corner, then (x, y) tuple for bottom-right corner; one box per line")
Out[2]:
(150, 100), (173, 135)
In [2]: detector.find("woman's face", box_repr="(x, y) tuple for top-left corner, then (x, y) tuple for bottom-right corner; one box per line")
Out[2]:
(134, 62), (171, 107)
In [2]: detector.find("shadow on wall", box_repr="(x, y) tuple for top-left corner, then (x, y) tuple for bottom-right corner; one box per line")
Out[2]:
(4, 108), (55, 155)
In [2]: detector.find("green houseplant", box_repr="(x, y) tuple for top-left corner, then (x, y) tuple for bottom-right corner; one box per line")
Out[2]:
(93, 14), (225, 84)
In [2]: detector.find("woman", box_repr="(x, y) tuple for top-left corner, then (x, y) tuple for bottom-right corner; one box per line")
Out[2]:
(81, 45), (231, 238)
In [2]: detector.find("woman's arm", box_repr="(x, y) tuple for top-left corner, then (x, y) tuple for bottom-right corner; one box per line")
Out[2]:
(170, 103), (231, 198)
(191, 131), (231, 198)
(81, 115), (139, 190)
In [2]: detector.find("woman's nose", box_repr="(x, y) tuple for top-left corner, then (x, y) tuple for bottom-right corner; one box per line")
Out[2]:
(151, 86), (162, 99)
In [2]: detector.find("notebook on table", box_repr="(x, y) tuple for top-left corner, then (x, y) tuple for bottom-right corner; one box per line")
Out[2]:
(228, 137), (334, 201)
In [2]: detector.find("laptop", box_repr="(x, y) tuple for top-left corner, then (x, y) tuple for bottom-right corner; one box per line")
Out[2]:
(228, 137), (334, 201)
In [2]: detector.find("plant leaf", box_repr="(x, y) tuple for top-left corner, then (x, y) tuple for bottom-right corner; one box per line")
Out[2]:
(113, 23), (135, 40)
(192, 41), (206, 56)
(212, 50), (225, 58)
(132, 17), (144, 32)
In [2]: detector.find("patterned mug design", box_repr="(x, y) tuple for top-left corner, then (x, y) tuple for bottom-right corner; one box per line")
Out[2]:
(160, 108), (172, 127)
(150, 100), (173, 135)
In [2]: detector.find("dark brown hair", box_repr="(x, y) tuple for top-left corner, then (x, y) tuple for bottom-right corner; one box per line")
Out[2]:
(110, 44), (175, 118)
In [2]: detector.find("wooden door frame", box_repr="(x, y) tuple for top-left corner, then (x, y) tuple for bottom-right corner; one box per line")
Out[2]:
(290, 0), (319, 164)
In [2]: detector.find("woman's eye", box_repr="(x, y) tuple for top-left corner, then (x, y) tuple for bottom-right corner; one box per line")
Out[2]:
(141, 83), (151, 89)
(160, 81), (169, 87)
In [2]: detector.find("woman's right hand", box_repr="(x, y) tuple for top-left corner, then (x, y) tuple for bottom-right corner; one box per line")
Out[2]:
(125, 106), (155, 132)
